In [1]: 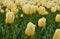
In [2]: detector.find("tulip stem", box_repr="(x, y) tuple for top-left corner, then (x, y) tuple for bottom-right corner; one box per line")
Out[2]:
(7, 24), (11, 26)
(28, 36), (31, 39)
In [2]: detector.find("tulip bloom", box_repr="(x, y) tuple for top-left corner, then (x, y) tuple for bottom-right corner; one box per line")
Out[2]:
(22, 4), (36, 15)
(15, 0), (21, 7)
(11, 7), (18, 15)
(5, 8), (10, 12)
(25, 22), (35, 36)
(45, 2), (53, 9)
(37, 6), (48, 15)
(56, 6), (60, 11)
(51, 7), (57, 13)
(38, 17), (46, 28)
(0, 9), (4, 13)
(53, 29), (60, 39)
(55, 14), (60, 22)
(5, 12), (15, 24)
(7, 1), (17, 10)
(0, 0), (2, 5)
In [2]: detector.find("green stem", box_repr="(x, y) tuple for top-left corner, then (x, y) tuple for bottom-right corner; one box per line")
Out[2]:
(28, 36), (31, 39)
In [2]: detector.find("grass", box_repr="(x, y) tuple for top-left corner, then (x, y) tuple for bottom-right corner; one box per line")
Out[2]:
(0, 8), (60, 39)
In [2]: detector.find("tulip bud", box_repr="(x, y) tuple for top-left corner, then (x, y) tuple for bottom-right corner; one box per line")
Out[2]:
(15, 0), (21, 7)
(7, 1), (17, 10)
(22, 4), (36, 15)
(11, 7), (18, 15)
(20, 14), (23, 18)
(45, 2), (53, 9)
(30, 5), (37, 14)
(56, 6), (60, 11)
(2, 0), (7, 7)
(38, 17), (46, 28)
(37, 6), (48, 15)
(0, 0), (2, 5)
(51, 7), (57, 13)
(5, 12), (15, 24)
(6, 1), (12, 9)
(28, 1), (36, 5)
(22, 4), (31, 15)
(55, 14), (60, 22)
(0, 9), (4, 14)
(25, 22), (35, 36)
(20, 1), (26, 7)
(5, 8), (10, 12)
(53, 29), (60, 39)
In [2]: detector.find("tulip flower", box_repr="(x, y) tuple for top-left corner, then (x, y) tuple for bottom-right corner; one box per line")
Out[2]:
(2, 0), (7, 7)
(51, 7), (57, 13)
(37, 6), (48, 15)
(22, 4), (36, 15)
(0, 0), (2, 5)
(20, 1), (25, 7)
(15, 0), (21, 7)
(55, 14), (60, 22)
(5, 8), (10, 12)
(7, 1), (17, 10)
(11, 7), (18, 15)
(56, 6), (60, 11)
(25, 22), (35, 36)
(53, 29), (60, 39)
(0, 9), (4, 14)
(45, 2), (53, 9)
(5, 12), (15, 24)
(38, 17), (46, 28)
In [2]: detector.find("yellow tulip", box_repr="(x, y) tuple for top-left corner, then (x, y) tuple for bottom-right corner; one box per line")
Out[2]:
(28, 1), (36, 5)
(25, 22), (35, 36)
(53, 29), (60, 39)
(7, 1), (17, 10)
(15, 0), (21, 7)
(36, 2), (41, 7)
(37, 6), (48, 15)
(22, 4), (37, 15)
(11, 7), (18, 15)
(56, 6), (60, 11)
(22, 4), (31, 15)
(45, 2), (53, 9)
(0, 6), (1, 9)
(38, 17), (46, 28)
(0, 9), (4, 14)
(55, 14), (60, 22)
(51, 7), (57, 13)
(2, 0), (7, 7)
(20, 1), (26, 7)
(5, 12), (15, 24)
(5, 8), (10, 12)
(10, 0), (16, 2)
(30, 5), (37, 14)
(0, 0), (2, 5)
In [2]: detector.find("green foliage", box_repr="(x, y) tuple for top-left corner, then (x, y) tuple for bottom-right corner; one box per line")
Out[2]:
(0, 8), (60, 39)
